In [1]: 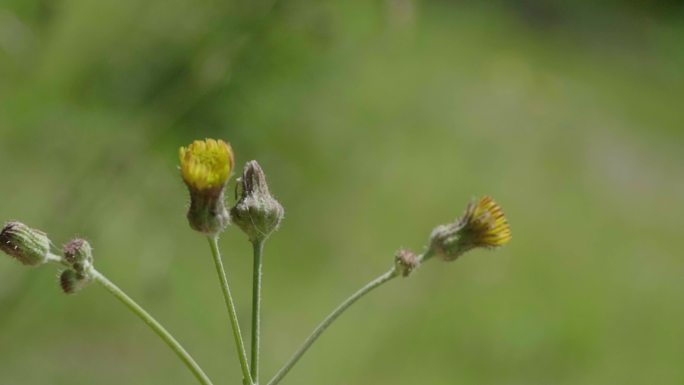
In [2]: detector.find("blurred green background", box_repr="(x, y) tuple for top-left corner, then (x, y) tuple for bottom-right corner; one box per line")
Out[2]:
(1, 0), (683, 384)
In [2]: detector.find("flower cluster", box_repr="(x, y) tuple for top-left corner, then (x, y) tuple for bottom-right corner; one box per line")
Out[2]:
(0, 137), (513, 385)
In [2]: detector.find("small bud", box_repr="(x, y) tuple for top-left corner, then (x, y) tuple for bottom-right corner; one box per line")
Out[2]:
(428, 196), (511, 261)
(230, 161), (284, 242)
(395, 249), (420, 277)
(59, 269), (92, 294)
(179, 139), (234, 234)
(63, 238), (94, 273)
(0, 221), (51, 266)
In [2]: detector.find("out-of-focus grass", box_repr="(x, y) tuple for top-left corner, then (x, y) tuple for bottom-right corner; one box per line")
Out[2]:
(1, 1), (683, 384)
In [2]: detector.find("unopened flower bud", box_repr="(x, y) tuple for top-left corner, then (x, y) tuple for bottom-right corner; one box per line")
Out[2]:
(395, 249), (420, 277)
(179, 139), (234, 234)
(63, 238), (94, 273)
(230, 161), (284, 242)
(0, 221), (51, 266)
(428, 196), (511, 261)
(59, 269), (92, 294)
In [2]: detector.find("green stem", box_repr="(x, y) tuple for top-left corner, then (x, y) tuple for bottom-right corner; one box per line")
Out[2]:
(92, 269), (214, 385)
(206, 236), (253, 385)
(250, 239), (264, 384)
(266, 266), (399, 385)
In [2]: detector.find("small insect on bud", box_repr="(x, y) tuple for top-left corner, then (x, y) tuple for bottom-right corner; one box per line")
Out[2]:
(0, 221), (51, 266)
(428, 196), (512, 261)
(230, 161), (284, 242)
(59, 269), (92, 294)
(63, 238), (94, 274)
(179, 139), (234, 234)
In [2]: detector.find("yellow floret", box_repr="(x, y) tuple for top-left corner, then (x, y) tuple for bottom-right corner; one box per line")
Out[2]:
(179, 139), (234, 191)
(462, 196), (512, 248)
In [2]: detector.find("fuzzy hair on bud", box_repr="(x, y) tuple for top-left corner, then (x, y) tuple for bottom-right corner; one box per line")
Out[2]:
(230, 161), (284, 242)
(0, 221), (51, 266)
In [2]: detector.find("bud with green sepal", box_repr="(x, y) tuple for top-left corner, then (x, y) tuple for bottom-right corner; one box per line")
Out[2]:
(0, 221), (51, 266)
(231, 161), (284, 242)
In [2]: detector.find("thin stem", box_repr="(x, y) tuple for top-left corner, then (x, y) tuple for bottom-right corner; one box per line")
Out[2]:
(206, 236), (253, 385)
(92, 269), (214, 385)
(250, 239), (264, 384)
(266, 266), (400, 385)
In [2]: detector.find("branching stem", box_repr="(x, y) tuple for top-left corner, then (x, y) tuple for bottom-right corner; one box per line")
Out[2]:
(266, 266), (400, 385)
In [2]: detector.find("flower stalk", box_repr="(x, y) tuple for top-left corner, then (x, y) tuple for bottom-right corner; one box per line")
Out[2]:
(207, 235), (253, 385)
(250, 239), (264, 384)
(92, 269), (214, 385)
(266, 264), (402, 385)
(230, 160), (284, 385)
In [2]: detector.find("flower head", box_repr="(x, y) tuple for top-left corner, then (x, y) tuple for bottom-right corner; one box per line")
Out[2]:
(179, 139), (234, 234)
(428, 196), (511, 261)
(179, 139), (234, 192)
(458, 196), (512, 249)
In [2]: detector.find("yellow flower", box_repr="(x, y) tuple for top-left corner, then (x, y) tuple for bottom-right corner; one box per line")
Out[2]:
(179, 139), (234, 191)
(428, 196), (511, 261)
(459, 196), (512, 249)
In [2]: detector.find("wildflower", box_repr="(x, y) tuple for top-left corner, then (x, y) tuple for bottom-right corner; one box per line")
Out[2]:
(0, 221), (51, 266)
(179, 139), (234, 234)
(231, 161), (284, 242)
(428, 196), (511, 261)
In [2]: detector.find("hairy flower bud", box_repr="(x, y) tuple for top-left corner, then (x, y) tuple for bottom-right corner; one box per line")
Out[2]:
(0, 221), (51, 266)
(428, 196), (511, 261)
(230, 161), (284, 242)
(179, 139), (234, 234)
(59, 269), (92, 294)
(395, 249), (420, 277)
(63, 238), (94, 274)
